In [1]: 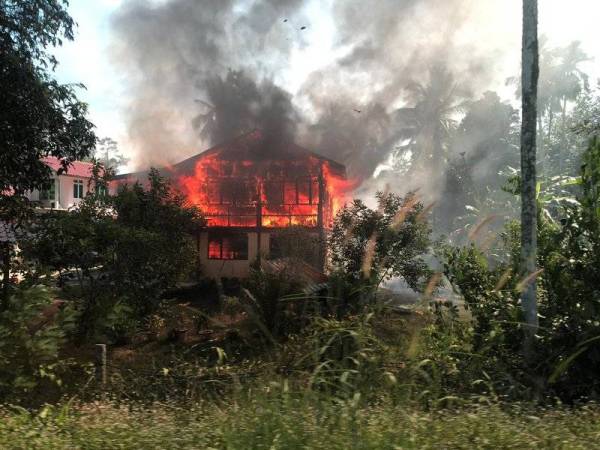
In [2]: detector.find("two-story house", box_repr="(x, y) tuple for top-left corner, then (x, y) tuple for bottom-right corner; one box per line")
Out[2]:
(113, 130), (348, 279)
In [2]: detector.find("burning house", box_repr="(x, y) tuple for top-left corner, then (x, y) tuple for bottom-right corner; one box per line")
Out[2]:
(114, 130), (349, 279)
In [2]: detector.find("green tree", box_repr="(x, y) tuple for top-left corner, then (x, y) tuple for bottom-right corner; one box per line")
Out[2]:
(110, 169), (204, 316)
(328, 191), (431, 299)
(508, 39), (590, 177)
(25, 169), (204, 341)
(0, 0), (96, 207)
(441, 91), (520, 237)
(393, 66), (467, 180)
(93, 137), (129, 170)
(0, 284), (75, 405)
(441, 138), (600, 401)
(0, 0), (96, 306)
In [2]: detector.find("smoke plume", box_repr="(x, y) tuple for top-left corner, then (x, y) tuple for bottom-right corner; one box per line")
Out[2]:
(110, 0), (518, 197)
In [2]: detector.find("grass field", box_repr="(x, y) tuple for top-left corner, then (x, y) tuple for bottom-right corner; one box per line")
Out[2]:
(2, 395), (600, 449)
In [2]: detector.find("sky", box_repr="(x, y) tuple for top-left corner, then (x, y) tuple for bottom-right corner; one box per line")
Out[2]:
(53, 0), (600, 169)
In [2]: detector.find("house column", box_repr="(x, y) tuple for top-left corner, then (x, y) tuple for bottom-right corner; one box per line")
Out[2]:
(317, 162), (326, 271)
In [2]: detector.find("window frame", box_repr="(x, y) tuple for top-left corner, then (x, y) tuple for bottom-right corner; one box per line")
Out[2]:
(73, 179), (84, 199)
(39, 179), (56, 201)
(96, 184), (108, 197)
(207, 232), (249, 260)
(282, 177), (318, 205)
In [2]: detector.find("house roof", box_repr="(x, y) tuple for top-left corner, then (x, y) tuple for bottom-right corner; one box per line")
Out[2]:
(41, 157), (97, 178)
(113, 130), (346, 182)
(173, 129), (346, 174)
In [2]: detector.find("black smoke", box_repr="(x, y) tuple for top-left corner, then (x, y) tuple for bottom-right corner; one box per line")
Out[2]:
(110, 0), (511, 189)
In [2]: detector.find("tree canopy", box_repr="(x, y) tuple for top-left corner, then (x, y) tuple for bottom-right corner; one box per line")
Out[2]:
(0, 0), (96, 219)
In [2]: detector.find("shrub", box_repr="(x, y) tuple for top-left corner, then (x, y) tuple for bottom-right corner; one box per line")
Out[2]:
(23, 169), (203, 342)
(300, 314), (387, 398)
(328, 191), (431, 314)
(243, 266), (308, 339)
(0, 285), (75, 404)
(438, 138), (600, 402)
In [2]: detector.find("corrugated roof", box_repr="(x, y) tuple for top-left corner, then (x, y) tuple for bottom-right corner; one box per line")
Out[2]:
(41, 157), (97, 178)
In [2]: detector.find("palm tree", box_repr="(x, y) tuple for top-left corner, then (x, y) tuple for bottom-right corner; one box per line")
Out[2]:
(392, 65), (465, 183)
(520, 0), (539, 337)
(508, 39), (589, 175)
(554, 41), (590, 127)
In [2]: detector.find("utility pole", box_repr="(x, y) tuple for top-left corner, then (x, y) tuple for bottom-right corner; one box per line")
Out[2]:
(520, 0), (540, 337)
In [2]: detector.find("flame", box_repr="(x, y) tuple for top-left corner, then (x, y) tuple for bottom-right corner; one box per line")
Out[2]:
(322, 161), (356, 223)
(175, 151), (353, 228)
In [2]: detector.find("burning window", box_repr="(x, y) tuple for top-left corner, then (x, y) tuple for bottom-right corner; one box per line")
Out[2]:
(284, 181), (296, 204)
(265, 181), (284, 205)
(297, 178), (311, 204)
(281, 177), (317, 205)
(208, 232), (248, 260)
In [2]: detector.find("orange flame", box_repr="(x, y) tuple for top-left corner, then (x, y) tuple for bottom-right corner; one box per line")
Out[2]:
(175, 152), (353, 228)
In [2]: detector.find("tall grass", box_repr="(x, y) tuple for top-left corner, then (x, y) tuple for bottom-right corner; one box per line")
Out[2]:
(2, 394), (600, 449)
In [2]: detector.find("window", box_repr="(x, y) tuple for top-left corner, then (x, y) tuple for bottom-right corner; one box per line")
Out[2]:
(284, 181), (296, 204)
(297, 178), (311, 204)
(208, 232), (248, 260)
(73, 179), (84, 199)
(39, 180), (56, 201)
(281, 178), (318, 205)
(265, 181), (283, 205)
(96, 184), (107, 197)
(207, 180), (256, 205)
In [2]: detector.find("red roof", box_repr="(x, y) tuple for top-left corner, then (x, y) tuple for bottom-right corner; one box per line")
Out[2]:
(41, 157), (97, 178)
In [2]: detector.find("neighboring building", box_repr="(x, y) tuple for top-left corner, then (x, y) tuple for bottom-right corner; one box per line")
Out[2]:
(114, 130), (348, 279)
(26, 157), (101, 210)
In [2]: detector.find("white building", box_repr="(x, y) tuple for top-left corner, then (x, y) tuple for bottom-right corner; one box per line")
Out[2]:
(27, 157), (100, 210)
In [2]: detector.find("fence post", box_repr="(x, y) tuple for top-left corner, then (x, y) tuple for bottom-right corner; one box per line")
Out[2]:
(95, 343), (107, 387)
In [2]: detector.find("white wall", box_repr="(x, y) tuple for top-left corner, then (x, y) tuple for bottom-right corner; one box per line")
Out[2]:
(27, 175), (92, 209)
(57, 175), (88, 209)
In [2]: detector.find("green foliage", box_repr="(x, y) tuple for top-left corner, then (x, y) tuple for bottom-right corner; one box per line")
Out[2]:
(244, 266), (307, 338)
(437, 138), (600, 401)
(329, 191), (431, 291)
(536, 137), (600, 400)
(296, 314), (387, 398)
(581, 136), (600, 219)
(3, 394), (600, 448)
(0, 0), (95, 218)
(0, 285), (74, 403)
(24, 170), (203, 342)
(92, 137), (129, 169)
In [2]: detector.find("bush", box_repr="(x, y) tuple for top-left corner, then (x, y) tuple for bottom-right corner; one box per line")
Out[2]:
(300, 314), (387, 398)
(437, 138), (600, 402)
(23, 168), (203, 342)
(0, 285), (75, 404)
(328, 191), (431, 314)
(243, 266), (308, 338)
